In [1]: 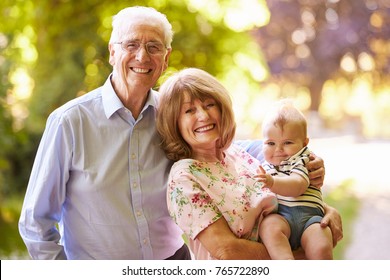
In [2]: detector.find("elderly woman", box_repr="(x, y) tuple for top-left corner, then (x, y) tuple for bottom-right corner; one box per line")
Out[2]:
(156, 68), (342, 260)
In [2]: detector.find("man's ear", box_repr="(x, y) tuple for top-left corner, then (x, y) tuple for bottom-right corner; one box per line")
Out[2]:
(108, 44), (115, 66)
(162, 48), (172, 71)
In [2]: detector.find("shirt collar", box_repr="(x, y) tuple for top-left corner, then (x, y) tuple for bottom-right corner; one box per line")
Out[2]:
(102, 75), (124, 119)
(101, 74), (158, 119)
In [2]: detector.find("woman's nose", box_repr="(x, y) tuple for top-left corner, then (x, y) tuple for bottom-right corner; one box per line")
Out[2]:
(196, 108), (209, 120)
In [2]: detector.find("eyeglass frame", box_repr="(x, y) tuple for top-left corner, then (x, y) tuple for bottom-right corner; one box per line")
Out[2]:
(113, 40), (168, 56)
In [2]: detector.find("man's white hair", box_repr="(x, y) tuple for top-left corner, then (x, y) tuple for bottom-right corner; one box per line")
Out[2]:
(109, 6), (173, 47)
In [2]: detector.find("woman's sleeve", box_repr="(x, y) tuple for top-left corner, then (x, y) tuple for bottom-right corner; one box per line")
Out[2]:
(167, 164), (222, 240)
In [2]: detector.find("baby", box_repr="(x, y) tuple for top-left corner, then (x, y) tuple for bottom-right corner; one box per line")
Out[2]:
(257, 99), (333, 260)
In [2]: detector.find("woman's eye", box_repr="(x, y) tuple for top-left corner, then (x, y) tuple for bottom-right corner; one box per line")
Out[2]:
(206, 103), (215, 108)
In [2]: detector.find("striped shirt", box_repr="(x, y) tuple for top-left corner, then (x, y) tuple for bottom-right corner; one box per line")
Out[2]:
(262, 146), (325, 214)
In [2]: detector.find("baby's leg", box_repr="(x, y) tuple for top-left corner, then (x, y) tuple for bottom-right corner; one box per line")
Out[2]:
(259, 214), (293, 260)
(301, 223), (333, 259)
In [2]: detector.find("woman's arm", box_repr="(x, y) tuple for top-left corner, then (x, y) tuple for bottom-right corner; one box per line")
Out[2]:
(196, 218), (271, 260)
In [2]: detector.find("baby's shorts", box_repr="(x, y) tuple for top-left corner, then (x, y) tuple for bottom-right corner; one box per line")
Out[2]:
(278, 204), (324, 250)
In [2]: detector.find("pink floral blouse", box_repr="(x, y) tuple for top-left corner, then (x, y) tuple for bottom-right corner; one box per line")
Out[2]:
(167, 144), (278, 259)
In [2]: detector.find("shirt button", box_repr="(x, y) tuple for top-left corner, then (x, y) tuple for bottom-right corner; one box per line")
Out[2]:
(132, 182), (137, 188)
(131, 153), (136, 160)
(136, 211), (141, 217)
(143, 238), (148, 245)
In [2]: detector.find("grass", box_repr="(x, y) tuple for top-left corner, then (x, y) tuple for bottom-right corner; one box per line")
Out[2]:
(324, 179), (361, 259)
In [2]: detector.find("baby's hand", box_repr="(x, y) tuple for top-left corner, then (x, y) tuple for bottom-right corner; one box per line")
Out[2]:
(255, 166), (274, 189)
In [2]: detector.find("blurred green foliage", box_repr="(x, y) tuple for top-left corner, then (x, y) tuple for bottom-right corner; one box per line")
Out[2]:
(0, 0), (268, 257)
(0, 0), (383, 258)
(324, 179), (360, 260)
(0, 0), (266, 198)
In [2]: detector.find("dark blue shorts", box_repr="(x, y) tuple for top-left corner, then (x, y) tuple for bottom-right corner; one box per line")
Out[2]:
(278, 204), (324, 250)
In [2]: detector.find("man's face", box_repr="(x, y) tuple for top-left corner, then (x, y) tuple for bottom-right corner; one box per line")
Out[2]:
(109, 21), (171, 92)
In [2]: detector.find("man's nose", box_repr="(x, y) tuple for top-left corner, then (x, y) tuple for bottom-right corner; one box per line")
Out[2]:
(135, 45), (151, 62)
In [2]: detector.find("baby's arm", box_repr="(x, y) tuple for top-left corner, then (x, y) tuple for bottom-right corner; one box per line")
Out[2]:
(256, 166), (309, 197)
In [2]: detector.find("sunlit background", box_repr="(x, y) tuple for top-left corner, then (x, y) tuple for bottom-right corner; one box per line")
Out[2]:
(1, 0), (390, 259)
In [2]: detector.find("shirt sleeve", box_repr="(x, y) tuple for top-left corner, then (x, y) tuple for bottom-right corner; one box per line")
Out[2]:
(290, 152), (310, 185)
(18, 111), (72, 259)
(234, 139), (264, 162)
(167, 163), (222, 240)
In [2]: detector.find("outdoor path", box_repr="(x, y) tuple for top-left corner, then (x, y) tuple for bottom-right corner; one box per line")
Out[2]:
(310, 137), (390, 260)
(344, 192), (390, 259)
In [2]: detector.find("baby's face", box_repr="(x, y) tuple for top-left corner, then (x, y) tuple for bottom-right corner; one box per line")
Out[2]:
(262, 122), (308, 166)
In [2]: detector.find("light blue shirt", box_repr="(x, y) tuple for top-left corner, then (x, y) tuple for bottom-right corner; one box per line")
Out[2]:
(234, 139), (264, 162)
(18, 76), (184, 259)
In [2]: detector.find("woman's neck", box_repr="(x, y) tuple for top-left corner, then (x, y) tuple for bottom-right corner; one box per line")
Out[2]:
(193, 149), (224, 162)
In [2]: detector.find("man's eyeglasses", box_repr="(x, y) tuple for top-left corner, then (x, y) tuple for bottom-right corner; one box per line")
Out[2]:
(114, 40), (167, 56)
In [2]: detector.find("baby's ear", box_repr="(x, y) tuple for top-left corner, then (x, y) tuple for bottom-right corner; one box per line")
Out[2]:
(304, 138), (309, 146)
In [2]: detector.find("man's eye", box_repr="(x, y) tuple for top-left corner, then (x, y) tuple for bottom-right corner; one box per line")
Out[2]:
(126, 43), (139, 49)
(148, 45), (160, 51)
(148, 46), (159, 52)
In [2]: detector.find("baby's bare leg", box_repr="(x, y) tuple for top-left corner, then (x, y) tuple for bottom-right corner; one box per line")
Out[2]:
(301, 224), (333, 259)
(259, 214), (293, 260)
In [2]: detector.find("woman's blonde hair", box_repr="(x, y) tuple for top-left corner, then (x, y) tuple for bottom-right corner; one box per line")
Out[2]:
(157, 68), (236, 161)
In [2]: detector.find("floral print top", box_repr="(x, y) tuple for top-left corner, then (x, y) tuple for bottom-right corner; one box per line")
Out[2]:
(167, 144), (278, 259)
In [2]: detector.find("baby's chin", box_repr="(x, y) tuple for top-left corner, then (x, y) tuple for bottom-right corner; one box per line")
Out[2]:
(269, 157), (289, 165)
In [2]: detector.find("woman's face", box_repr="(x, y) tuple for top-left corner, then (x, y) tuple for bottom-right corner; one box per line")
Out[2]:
(178, 92), (222, 157)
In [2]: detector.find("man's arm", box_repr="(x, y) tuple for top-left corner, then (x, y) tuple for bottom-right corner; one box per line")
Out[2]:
(306, 153), (325, 188)
(321, 203), (343, 247)
(18, 113), (69, 259)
